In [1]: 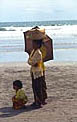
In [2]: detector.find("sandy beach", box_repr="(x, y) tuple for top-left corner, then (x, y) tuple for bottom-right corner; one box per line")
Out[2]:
(0, 62), (77, 122)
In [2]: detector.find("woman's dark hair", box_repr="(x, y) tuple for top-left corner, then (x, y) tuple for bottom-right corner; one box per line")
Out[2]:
(33, 39), (43, 48)
(13, 80), (23, 89)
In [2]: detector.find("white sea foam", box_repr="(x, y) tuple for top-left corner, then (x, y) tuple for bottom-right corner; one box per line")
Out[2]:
(0, 25), (77, 62)
(45, 25), (77, 37)
(0, 25), (77, 52)
(0, 25), (77, 40)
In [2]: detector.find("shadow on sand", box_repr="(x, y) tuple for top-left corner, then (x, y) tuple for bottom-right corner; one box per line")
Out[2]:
(0, 105), (36, 118)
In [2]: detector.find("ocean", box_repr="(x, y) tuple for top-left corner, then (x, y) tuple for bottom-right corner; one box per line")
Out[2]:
(0, 20), (77, 62)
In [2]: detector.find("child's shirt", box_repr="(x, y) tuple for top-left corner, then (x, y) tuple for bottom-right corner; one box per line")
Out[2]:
(15, 88), (28, 102)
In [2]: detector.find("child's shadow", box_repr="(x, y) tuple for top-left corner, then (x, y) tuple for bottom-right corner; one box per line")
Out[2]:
(0, 105), (35, 118)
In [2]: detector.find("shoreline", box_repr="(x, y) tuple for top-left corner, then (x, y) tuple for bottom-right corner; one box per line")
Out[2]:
(0, 61), (77, 67)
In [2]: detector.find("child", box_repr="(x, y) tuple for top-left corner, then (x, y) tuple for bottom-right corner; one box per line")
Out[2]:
(12, 80), (28, 110)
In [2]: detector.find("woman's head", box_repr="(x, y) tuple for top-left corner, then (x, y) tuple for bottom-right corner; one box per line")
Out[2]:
(13, 80), (23, 90)
(32, 39), (43, 50)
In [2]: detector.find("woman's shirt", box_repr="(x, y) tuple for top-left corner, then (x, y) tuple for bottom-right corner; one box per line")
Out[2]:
(28, 49), (44, 79)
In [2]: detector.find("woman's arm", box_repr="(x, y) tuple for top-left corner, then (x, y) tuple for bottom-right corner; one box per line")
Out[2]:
(28, 49), (42, 66)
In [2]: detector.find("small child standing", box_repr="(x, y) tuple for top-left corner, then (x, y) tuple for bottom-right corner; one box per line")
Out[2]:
(12, 80), (28, 110)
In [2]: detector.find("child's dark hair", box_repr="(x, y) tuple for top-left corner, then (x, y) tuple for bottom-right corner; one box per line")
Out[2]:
(13, 80), (23, 89)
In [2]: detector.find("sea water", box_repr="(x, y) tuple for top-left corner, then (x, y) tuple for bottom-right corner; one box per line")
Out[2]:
(0, 20), (77, 62)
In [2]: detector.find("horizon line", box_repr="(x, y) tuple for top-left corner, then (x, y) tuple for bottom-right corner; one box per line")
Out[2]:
(0, 19), (77, 23)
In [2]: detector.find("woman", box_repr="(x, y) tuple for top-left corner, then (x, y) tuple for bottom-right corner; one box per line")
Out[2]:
(28, 39), (47, 108)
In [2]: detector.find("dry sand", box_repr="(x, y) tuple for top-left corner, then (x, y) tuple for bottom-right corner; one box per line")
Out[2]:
(0, 62), (77, 122)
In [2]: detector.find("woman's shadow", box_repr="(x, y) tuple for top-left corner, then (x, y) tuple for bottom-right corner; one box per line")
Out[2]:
(0, 105), (35, 118)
